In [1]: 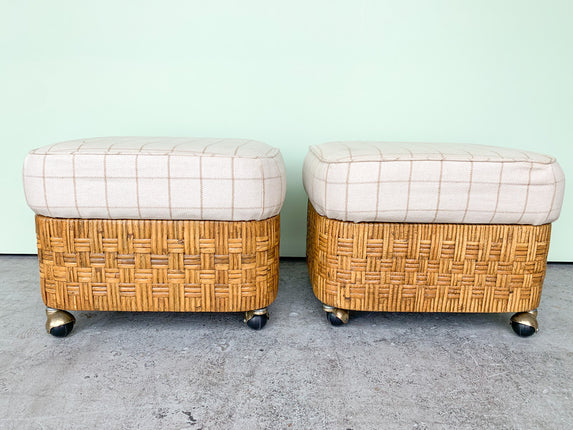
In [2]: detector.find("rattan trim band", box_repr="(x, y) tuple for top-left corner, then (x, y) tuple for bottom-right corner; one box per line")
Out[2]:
(306, 203), (550, 313)
(36, 215), (280, 312)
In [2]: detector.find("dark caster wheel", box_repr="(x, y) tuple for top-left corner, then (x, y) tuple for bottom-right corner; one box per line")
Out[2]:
(326, 312), (345, 326)
(246, 314), (268, 330)
(45, 308), (76, 338)
(511, 321), (537, 337)
(322, 305), (349, 326)
(244, 309), (269, 330)
(49, 321), (75, 337)
(510, 310), (538, 338)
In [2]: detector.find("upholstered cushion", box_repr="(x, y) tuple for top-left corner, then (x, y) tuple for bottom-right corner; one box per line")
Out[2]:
(303, 142), (565, 225)
(24, 137), (286, 221)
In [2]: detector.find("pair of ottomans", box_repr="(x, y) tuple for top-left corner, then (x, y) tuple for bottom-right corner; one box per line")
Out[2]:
(23, 138), (565, 337)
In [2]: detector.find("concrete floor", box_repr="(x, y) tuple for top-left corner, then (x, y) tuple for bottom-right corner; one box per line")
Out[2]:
(0, 256), (572, 430)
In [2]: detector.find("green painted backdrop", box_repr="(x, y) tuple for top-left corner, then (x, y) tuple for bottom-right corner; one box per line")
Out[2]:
(1, 1), (571, 260)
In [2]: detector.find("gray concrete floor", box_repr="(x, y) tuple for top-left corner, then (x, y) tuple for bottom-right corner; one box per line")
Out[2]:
(0, 256), (572, 430)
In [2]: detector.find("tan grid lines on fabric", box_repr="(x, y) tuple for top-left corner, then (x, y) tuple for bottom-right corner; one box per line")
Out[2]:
(71, 141), (86, 218)
(299, 207), (553, 215)
(103, 142), (115, 219)
(202, 137), (220, 220)
(135, 142), (150, 219)
(396, 144), (415, 223)
(165, 140), (200, 219)
(47, 150), (281, 159)
(323, 162), (331, 216)
(167, 147), (174, 219)
(309, 142), (556, 164)
(461, 150), (475, 223)
(41, 155), (51, 217)
(371, 143), (384, 220)
(427, 148), (445, 223)
(342, 143), (354, 221)
(231, 141), (250, 220)
(25, 138), (286, 221)
(201, 138), (225, 154)
(231, 156), (236, 220)
(201, 139), (224, 220)
(199, 154), (204, 219)
(26, 173), (284, 219)
(271, 156), (284, 214)
(305, 175), (562, 187)
(488, 161), (505, 223)
(314, 144), (325, 160)
(311, 154), (557, 165)
(403, 159), (414, 222)
(41, 143), (59, 218)
(165, 140), (192, 155)
(263, 143), (278, 156)
(259, 156), (266, 220)
(306, 167), (560, 194)
(544, 163), (560, 224)
(25, 173), (285, 181)
(27, 203), (285, 211)
(37, 138), (279, 157)
(302, 142), (564, 225)
(516, 161), (535, 224)
(519, 149), (533, 161)
(31, 138), (280, 159)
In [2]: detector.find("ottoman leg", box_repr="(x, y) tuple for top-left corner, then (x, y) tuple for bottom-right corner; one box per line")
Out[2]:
(322, 305), (349, 326)
(45, 308), (76, 338)
(244, 308), (270, 330)
(510, 309), (538, 337)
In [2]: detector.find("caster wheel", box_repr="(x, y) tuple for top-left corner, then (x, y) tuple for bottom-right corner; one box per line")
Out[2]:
(511, 321), (536, 337)
(326, 312), (345, 326)
(323, 305), (349, 326)
(49, 322), (75, 338)
(244, 309), (269, 330)
(510, 310), (538, 338)
(45, 308), (76, 337)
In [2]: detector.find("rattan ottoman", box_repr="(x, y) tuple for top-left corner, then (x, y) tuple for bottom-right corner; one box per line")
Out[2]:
(303, 142), (565, 336)
(23, 137), (286, 336)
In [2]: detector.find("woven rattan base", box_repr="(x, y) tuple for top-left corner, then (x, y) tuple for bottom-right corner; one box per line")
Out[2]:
(307, 204), (551, 313)
(36, 215), (280, 313)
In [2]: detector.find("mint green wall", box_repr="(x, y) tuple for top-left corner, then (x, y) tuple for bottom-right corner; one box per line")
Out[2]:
(1, 1), (571, 260)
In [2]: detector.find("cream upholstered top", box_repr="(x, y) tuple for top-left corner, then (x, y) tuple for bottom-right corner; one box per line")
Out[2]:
(303, 142), (565, 225)
(24, 137), (286, 221)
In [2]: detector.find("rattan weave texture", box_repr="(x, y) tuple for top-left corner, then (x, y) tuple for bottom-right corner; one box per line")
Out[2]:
(37, 215), (280, 312)
(307, 204), (551, 313)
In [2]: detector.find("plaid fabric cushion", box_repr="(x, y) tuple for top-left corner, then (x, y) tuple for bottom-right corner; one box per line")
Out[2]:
(303, 142), (565, 225)
(24, 137), (286, 221)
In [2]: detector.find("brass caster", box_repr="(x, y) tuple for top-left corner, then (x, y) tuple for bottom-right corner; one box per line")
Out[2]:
(244, 308), (269, 330)
(323, 305), (349, 326)
(45, 308), (76, 337)
(510, 310), (538, 337)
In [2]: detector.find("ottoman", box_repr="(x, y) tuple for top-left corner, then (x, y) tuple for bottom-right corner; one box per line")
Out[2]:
(303, 142), (565, 336)
(23, 137), (286, 335)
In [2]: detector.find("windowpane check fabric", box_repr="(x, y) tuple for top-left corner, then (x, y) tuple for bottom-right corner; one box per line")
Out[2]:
(303, 142), (565, 225)
(24, 137), (286, 221)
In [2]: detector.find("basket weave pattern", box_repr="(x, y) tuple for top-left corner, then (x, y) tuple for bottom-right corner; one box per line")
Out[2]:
(37, 215), (280, 312)
(307, 204), (550, 313)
